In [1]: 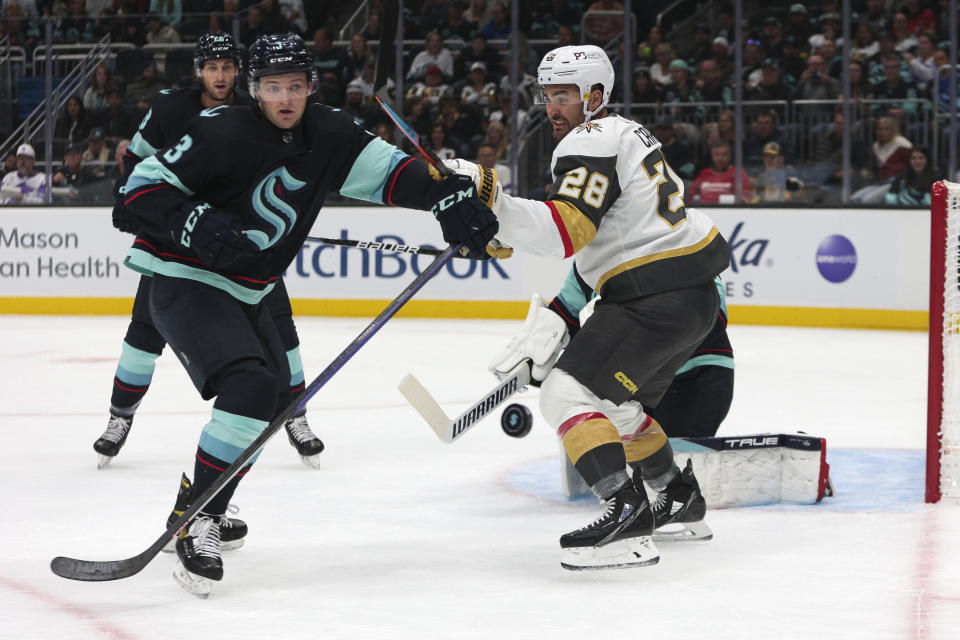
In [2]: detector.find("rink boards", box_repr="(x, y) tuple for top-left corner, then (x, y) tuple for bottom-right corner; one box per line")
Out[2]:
(0, 205), (929, 329)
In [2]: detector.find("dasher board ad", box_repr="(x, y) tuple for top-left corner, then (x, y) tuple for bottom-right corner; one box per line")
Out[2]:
(707, 207), (929, 311)
(0, 207), (568, 301)
(0, 206), (927, 313)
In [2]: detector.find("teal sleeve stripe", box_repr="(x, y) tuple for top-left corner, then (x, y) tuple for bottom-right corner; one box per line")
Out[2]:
(126, 154), (194, 196)
(713, 275), (728, 317)
(286, 346), (305, 386)
(128, 130), (158, 160)
(675, 353), (735, 375)
(125, 248), (275, 304)
(199, 408), (270, 462)
(555, 265), (592, 316)
(340, 138), (408, 203)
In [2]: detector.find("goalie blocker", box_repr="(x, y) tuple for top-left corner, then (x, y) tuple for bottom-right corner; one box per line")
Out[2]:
(562, 433), (834, 508)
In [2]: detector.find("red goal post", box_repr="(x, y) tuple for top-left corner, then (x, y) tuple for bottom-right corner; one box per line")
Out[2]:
(927, 180), (960, 502)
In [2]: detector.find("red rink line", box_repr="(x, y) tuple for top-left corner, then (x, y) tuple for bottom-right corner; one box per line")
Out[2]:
(0, 575), (138, 640)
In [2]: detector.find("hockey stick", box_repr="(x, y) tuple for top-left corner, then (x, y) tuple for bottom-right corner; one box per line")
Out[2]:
(51, 244), (461, 582)
(398, 362), (531, 443)
(305, 235), (477, 258)
(373, 1), (453, 179)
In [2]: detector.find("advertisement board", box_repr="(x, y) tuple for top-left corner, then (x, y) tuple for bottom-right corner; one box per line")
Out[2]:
(0, 206), (929, 328)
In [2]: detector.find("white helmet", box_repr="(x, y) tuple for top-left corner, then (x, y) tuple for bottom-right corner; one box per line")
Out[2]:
(536, 45), (615, 122)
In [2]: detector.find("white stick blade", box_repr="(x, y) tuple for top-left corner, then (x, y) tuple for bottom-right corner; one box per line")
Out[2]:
(398, 374), (454, 442)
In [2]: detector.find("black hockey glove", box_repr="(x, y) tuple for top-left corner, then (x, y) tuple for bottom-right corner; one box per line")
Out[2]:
(429, 174), (499, 259)
(171, 202), (259, 269)
(112, 202), (140, 234)
(112, 180), (140, 234)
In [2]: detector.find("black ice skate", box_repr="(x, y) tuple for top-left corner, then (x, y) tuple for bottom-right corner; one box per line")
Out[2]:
(559, 482), (660, 571)
(649, 459), (713, 543)
(173, 514), (223, 598)
(163, 473), (247, 553)
(284, 412), (324, 468)
(93, 413), (134, 469)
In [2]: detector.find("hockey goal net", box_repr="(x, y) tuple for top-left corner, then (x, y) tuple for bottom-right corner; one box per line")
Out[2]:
(928, 180), (960, 502)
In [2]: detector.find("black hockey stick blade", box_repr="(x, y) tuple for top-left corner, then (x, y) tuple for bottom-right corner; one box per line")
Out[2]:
(51, 245), (461, 582)
(373, 0), (399, 104)
(51, 537), (169, 581)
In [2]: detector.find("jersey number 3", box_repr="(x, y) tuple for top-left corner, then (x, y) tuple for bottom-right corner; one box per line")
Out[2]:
(641, 149), (686, 227)
(163, 135), (193, 164)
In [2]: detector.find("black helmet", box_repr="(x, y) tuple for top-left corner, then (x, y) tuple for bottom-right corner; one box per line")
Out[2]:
(193, 32), (242, 73)
(248, 33), (313, 80)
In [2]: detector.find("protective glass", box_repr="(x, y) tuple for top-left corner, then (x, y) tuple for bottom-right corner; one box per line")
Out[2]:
(534, 84), (586, 105)
(254, 78), (316, 101)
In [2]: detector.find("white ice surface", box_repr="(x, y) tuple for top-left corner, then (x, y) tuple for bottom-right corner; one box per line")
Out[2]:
(1, 316), (958, 640)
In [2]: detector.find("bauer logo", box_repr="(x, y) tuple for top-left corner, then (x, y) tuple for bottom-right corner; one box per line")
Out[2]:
(816, 234), (857, 283)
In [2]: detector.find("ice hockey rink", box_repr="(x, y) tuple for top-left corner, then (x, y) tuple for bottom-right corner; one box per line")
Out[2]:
(1, 314), (958, 640)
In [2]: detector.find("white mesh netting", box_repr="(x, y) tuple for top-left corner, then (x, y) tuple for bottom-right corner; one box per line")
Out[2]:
(939, 181), (960, 498)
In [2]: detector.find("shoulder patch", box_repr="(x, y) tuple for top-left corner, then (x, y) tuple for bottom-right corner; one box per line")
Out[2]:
(575, 121), (604, 134)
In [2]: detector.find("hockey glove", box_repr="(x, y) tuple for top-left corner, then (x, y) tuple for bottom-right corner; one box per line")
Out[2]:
(112, 181), (140, 234)
(429, 174), (499, 259)
(171, 202), (259, 269)
(439, 159), (502, 215)
(112, 202), (140, 234)
(489, 293), (569, 386)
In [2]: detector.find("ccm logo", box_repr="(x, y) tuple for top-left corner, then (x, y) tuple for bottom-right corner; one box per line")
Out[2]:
(431, 188), (474, 216)
(615, 371), (637, 394)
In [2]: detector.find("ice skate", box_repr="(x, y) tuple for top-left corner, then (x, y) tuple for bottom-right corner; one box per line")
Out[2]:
(93, 413), (134, 468)
(284, 412), (324, 468)
(162, 474), (247, 552)
(649, 459), (713, 543)
(173, 514), (223, 598)
(559, 482), (660, 571)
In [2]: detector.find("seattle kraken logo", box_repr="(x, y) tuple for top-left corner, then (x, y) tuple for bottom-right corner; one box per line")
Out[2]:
(247, 167), (307, 250)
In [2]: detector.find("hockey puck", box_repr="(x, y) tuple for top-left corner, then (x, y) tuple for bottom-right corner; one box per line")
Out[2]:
(501, 403), (533, 438)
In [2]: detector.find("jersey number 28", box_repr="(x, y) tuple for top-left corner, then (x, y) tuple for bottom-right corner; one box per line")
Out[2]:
(557, 166), (610, 208)
(641, 149), (686, 227)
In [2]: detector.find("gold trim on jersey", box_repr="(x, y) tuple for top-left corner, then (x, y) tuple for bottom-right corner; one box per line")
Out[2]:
(551, 199), (598, 254)
(562, 417), (620, 464)
(595, 226), (721, 294)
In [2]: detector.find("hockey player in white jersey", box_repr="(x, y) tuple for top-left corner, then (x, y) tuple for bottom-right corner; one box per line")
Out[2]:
(446, 45), (730, 570)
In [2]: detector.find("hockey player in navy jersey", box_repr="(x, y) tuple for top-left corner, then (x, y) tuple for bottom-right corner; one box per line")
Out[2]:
(447, 45), (729, 570)
(122, 33), (497, 596)
(95, 32), (327, 472)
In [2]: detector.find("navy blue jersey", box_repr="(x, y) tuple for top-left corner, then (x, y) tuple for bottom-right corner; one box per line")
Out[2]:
(124, 102), (434, 304)
(124, 87), (256, 180)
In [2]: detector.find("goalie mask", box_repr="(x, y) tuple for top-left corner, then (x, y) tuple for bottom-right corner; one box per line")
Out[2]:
(535, 45), (615, 122)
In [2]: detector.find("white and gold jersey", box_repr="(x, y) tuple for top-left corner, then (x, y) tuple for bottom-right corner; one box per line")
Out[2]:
(495, 114), (729, 301)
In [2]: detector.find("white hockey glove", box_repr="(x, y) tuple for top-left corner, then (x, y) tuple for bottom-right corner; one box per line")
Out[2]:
(489, 294), (569, 386)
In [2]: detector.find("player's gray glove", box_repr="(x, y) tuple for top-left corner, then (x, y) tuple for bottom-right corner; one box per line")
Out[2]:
(171, 202), (259, 269)
(429, 174), (499, 259)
